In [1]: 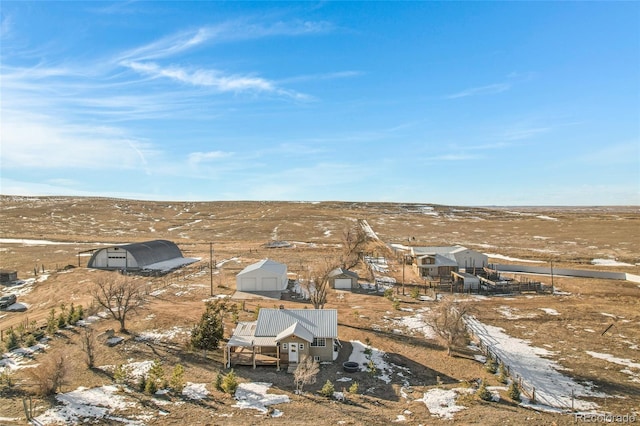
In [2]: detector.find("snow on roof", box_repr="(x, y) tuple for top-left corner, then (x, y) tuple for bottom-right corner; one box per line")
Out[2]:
(237, 259), (287, 276)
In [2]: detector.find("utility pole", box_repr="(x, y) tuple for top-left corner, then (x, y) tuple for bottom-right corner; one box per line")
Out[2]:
(401, 255), (406, 295)
(210, 242), (214, 296)
(550, 259), (554, 294)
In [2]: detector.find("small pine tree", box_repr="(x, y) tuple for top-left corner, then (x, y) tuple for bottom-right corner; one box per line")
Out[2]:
(367, 359), (377, 376)
(498, 363), (508, 384)
(4, 327), (19, 351)
(77, 305), (84, 320)
(319, 380), (335, 397)
(476, 380), (492, 401)
(410, 287), (420, 299)
(221, 369), (238, 394)
(144, 376), (158, 394)
(46, 308), (58, 335)
(190, 300), (226, 358)
(384, 288), (394, 300)
(113, 364), (127, 385)
(24, 333), (37, 347)
(0, 369), (14, 390)
(348, 382), (359, 394)
(148, 359), (165, 390)
(57, 312), (67, 329)
(214, 372), (223, 391)
(67, 303), (76, 325)
(57, 304), (68, 328)
(485, 357), (498, 374)
(170, 364), (185, 393)
(508, 381), (521, 402)
(392, 299), (401, 310)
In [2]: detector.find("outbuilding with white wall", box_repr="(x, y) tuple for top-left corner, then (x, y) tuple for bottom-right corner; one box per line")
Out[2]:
(236, 259), (288, 292)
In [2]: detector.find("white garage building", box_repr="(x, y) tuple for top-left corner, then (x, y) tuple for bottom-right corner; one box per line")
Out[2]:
(329, 268), (359, 290)
(236, 259), (288, 292)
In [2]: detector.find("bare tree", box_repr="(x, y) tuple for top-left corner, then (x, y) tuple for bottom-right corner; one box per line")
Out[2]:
(26, 349), (70, 396)
(304, 261), (336, 309)
(92, 275), (145, 332)
(293, 355), (320, 394)
(80, 326), (97, 368)
(428, 298), (472, 356)
(340, 222), (370, 270)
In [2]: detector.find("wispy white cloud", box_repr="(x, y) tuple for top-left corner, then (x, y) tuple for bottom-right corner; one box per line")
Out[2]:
(502, 126), (550, 141)
(445, 83), (511, 99)
(0, 110), (156, 171)
(279, 70), (362, 84)
(430, 153), (481, 161)
(578, 141), (640, 165)
(116, 20), (333, 63)
(122, 60), (309, 99)
(1, 12), (11, 38)
(188, 151), (234, 165)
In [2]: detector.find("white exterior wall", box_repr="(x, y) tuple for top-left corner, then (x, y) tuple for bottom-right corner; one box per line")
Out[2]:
(91, 248), (138, 269)
(453, 250), (488, 270)
(237, 268), (287, 291)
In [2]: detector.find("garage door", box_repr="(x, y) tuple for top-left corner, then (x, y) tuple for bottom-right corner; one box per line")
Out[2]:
(240, 277), (257, 291)
(261, 277), (278, 291)
(334, 278), (352, 289)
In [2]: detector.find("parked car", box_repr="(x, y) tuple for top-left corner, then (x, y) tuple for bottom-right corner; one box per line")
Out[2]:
(0, 294), (17, 309)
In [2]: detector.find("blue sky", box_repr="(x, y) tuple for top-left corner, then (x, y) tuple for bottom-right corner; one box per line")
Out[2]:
(1, 1), (638, 205)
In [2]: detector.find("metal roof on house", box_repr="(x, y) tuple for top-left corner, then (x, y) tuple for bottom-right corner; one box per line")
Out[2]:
(255, 309), (338, 339)
(275, 322), (314, 343)
(411, 246), (466, 256)
(417, 253), (459, 267)
(237, 259), (287, 276)
(227, 321), (257, 347)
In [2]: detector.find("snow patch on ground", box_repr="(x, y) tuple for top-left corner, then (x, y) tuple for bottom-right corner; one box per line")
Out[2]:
(233, 382), (290, 417)
(495, 306), (537, 320)
(386, 310), (437, 340)
(349, 340), (393, 384)
(182, 382), (209, 400)
(418, 388), (471, 419)
(135, 326), (189, 343)
(539, 308), (560, 316)
(33, 385), (152, 425)
(591, 258), (634, 267)
(586, 352), (640, 383)
(465, 316), (605, 411)
(0, 340), (48, 372)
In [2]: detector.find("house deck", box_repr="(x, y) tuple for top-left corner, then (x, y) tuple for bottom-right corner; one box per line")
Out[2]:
(227, 346), (280, 367)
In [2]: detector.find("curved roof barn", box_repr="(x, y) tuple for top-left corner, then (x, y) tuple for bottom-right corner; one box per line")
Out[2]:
(87, 239), (197, 273)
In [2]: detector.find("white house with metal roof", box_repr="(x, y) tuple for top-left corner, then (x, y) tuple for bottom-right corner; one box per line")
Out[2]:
(236, 259), (288, 292)
(225, 308), (339, 370)
(410, 246), (488, 278)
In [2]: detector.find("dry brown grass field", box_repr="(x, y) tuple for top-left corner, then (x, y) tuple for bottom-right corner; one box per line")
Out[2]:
(0, 196), (638, 425)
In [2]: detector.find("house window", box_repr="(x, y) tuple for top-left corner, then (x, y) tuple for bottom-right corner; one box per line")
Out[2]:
(311, 338), (326, 347)
(299, 344), (304, 350)
(313, 356), (320, 362)
(282, 343), (288, 350)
